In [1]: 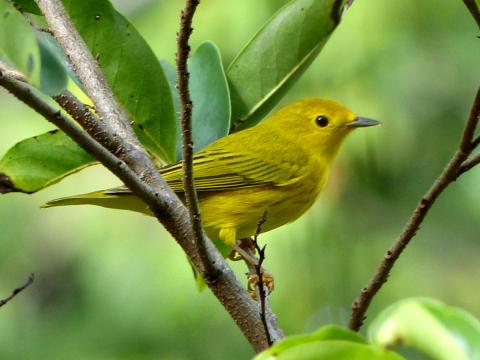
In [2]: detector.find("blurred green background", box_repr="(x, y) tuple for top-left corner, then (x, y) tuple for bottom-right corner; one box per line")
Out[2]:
(1, 0), (479, 359)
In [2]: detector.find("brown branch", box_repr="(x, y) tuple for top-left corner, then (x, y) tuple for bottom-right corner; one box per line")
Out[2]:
(176, 0), (215, 278)
(471, 136), (480, 148)
(459, 153), (480, 174)
(18, 0), (283, 350)
(463, 0), (480, 28)
(349, 86), (480, 331)
(0, 274), (34, 308)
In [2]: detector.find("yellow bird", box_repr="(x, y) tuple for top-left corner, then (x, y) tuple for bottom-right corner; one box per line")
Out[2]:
(44, 98), (379, 246)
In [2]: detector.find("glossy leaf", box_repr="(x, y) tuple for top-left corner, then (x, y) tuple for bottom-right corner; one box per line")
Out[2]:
(182, 41), (230, 157)
(37, 33), (69, 96)
(227, 0), (348, 130)
(0, 0), (40, 85)
(63, 0), (177, 163)
(369, 298), (480, 360)
(0, 130), (95, 194)
(159, 60), (179, 117)
(161, 42), (231, 160)
(255, 326), (403, 360)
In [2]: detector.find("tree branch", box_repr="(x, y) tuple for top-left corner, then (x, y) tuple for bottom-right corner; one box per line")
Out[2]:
(0, 273), (34, 308)
(20, 0), (283, 350)
(459, 153), (480, 174)
(349, 86), (480, 331)
(462, 0), (480, 28)
(176, 0), (216, 277)
(471, 136), (480, 148)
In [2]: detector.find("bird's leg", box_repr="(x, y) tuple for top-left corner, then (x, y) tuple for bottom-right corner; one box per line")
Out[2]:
(234, 238), (274, 296)
(228, 238), (257, 261)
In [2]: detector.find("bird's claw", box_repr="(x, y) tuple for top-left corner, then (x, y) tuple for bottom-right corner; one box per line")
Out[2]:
(247, 271), (274, 299)
(229, 238), (258, 261)
(227, 249), (244, 261)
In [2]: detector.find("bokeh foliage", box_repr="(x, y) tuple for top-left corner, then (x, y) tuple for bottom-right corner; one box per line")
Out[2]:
(0, 0), (479, 359)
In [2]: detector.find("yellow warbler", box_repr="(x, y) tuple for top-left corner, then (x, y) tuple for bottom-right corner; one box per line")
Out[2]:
(44, 98), (378, 245)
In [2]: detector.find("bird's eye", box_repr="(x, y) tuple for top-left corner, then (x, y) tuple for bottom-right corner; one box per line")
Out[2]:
(315, 115), (329, 127)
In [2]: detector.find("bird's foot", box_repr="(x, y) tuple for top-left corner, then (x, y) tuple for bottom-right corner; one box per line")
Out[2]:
(227, 249), (243, 261)
(248, 271), (274, 299)
(231, 238), (275, 297)
(228, 238), (257, 261)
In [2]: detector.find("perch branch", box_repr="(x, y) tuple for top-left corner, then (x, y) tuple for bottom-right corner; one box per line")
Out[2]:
(176, 0), (216, 277)
(0, 273), (34, 308)
(349, 86), (480, 331)
(18, 0), (283, 350)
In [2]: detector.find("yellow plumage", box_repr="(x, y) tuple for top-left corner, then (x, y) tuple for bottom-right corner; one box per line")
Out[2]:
(43, 98), (378, 245)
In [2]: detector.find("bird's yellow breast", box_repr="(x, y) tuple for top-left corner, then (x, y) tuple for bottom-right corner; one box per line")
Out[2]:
(200, 157), (328, 245)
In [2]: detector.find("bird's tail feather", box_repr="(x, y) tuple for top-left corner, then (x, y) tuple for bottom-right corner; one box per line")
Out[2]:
(41, 190), (151, 215)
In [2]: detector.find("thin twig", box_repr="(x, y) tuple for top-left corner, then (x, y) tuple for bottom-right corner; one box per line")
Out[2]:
(471, 136), (480, 148)
(459, 153), (480, 174)
(462, 0), (480, 28)
(349, 87), (480, 331)
(0, 274), (34, 308)
(176, 0), (215, 278)
(252, 212), (273, 346)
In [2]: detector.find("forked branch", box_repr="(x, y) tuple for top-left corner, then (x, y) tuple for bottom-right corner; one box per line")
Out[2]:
(349, 87), (480, 331)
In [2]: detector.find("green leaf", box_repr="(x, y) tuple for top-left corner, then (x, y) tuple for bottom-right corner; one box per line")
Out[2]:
(255, 326), (403, 360)
(159, 60), (180, 118)
(260, 325), (366, 357)
(0, 0), (40, 85)
(63, 0), (177, 163)
(162, 41), (231, 160)
(10, 0), (41, 15)
(227, 0), (348, 130)
(369, 298), (480, 360)
(258, 341), (404, 360)
(0, 130), (96, 194)
(182, 41), (230, 157)
(37, 33), (69, 96)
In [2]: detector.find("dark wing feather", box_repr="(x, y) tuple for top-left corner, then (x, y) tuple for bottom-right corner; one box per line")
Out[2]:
(158, 147), (305, 192)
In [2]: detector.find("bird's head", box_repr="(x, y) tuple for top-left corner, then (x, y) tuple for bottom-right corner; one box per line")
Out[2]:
(265, 98), (379, 159)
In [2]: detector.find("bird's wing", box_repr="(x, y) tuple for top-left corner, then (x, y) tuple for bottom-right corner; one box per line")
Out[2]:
(164, 148), (306, 192)
(106, 146), (308, 195)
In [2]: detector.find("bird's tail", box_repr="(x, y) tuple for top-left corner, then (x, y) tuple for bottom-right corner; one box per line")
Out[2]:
(42, 188), (152, 215)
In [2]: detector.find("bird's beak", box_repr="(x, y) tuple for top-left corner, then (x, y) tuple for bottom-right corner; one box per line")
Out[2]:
(348, 116), (380, 128)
